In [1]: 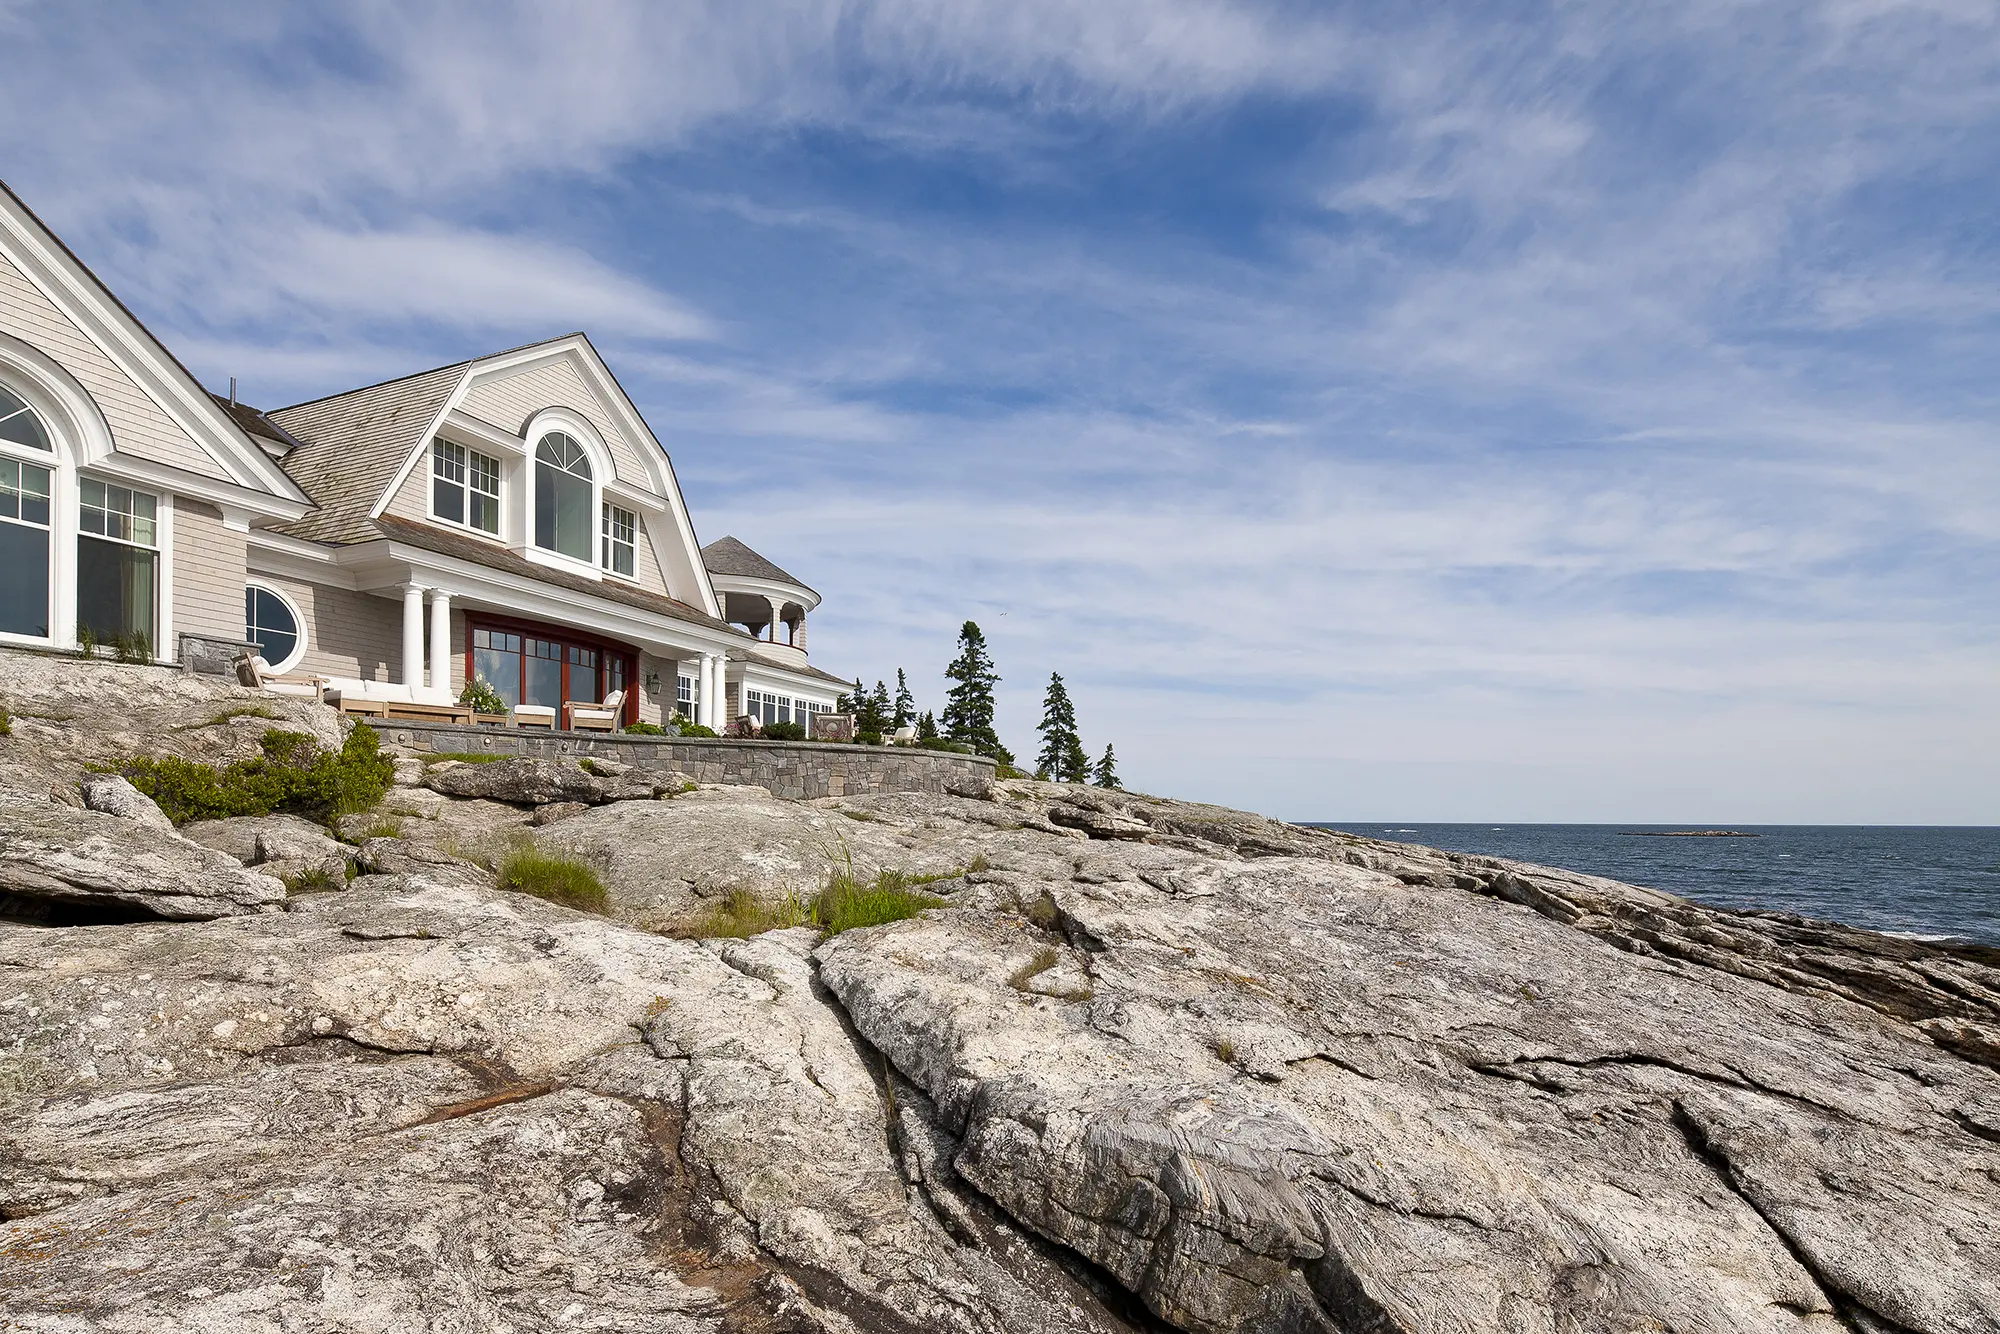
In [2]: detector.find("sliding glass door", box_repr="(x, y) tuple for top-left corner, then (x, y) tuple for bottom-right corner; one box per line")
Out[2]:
(468, 619), (634, 721)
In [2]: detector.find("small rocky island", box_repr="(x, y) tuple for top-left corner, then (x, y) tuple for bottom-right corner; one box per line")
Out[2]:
(2, 656), (1996, 1333)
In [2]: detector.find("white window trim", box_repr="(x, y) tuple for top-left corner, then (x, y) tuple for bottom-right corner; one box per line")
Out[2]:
(427, 437), (505, 540)
(0, 383), (71, 650)
(521, 408), (611, 579)
(245, 579), (308, 676)
(600, 501), (639, 583)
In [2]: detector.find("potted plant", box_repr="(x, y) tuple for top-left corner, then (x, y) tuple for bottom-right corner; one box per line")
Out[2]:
(458, 675), (510, 726)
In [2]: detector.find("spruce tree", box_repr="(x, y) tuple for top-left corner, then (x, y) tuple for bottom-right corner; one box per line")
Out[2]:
(893, 669), (916, 729)
(1093, 743), (1122, 790)
(943, 620), (1009, 763)
(1061, 732), (1092, 784)
(839, 678), (865, 716)
(868, 680), (892, 732)
(917, 710), (938, 741)
(1036, 673), (1082, 780)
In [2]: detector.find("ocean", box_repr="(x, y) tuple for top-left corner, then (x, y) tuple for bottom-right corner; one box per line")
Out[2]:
(1299, 824), (2000, 947)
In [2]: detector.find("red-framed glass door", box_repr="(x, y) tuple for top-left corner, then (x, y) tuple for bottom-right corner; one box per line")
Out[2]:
(465, 614), (638, 725)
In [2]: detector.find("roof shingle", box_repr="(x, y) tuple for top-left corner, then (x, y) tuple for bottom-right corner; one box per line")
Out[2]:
(701, 535), (813, 593)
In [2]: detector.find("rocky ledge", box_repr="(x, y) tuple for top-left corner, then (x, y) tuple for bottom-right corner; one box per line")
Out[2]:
(1, 663), (1996, 1333)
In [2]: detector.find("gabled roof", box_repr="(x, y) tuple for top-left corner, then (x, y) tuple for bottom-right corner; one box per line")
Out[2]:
(703, 535), (813, 592)
(0, 179), (311, 508)
(266, 359), (470, 542)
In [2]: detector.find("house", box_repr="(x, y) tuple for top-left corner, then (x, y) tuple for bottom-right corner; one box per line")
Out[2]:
(0, 180), (848, 729)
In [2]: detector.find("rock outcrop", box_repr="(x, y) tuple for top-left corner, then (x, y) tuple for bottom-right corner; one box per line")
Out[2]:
(1, 663), (1995, 1333)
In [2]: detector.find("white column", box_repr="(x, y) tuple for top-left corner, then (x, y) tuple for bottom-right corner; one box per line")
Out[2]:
(428, 591), (452, 695)
(794, 612), (806, 652)
(698, 654), (715, 727)
(766, 597), (785, 642)
(400, 583), (426, 687)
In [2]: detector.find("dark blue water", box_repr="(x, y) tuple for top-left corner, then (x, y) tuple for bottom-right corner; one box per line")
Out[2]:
(1301, 824), (2000, 946)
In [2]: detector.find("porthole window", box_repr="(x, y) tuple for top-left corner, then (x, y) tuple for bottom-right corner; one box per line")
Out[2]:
(245, 582), (305, 674)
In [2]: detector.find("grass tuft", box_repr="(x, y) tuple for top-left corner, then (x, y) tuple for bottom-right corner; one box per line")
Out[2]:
(672, 886), (817, 939)
(0, 706), (10, 737)
(283, 865), (345, 895)
(497, 845), (609, 914)
(815, 868), (945, 937)
(203, 704), (278, 726)
(1212, 1037), (1239, 1065)
(1009, 945), (1059, 991)
(423, 751), (505, 765)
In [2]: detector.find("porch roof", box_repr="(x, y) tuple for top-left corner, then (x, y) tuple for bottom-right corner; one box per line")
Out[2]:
(371, 516), (744, 638)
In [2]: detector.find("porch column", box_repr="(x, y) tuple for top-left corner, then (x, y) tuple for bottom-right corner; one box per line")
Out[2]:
(400, 583), (426, 687)
(428, 591), (452, 694)
(697, 654), (715, 728)
(766, 597), (785, 642)
(793, 612), (806, 652)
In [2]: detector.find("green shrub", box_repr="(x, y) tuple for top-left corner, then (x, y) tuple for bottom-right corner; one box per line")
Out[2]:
(123, 725), (394, 825)
(918, 737), (976, 754)
(854, 730), (882, 746)
(761, 721), (806, 741)
(815, 869), (944, 937)
(994, 761), (1031, 780)
(496, 846), (609, 914)
(623, 721), (667, 736)
(458, 675), (507, 715)
(679, 722), (718, 739)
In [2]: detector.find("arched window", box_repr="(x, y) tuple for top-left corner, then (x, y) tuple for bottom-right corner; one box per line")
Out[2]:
(245, 582), (306, 674)
(0, 384), (54, 639)
(533, 431), (593, 562)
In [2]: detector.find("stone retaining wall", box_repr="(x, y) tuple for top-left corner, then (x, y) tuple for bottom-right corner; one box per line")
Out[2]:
(367, 721), (996, 801)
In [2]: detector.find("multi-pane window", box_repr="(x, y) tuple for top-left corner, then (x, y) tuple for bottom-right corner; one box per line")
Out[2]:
(533, 432), (593, 561)
(601, 503), (636, 577)
(0, 454), (52, 638)
(0, 385), (53, 452)
(677, 674), (696, 713)
(77, 479), (158, 650)
(474, 624), (630, 714)
(432, 439), (500, 534)
(245, 584), (302, 671)
(746, 689), (799, 725)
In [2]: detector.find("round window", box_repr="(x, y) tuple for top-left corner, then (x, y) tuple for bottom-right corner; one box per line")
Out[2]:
(245, 583), (304, 674)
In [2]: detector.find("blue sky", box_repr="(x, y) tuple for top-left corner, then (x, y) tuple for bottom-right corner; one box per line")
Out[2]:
(2, 0), (1996, 822)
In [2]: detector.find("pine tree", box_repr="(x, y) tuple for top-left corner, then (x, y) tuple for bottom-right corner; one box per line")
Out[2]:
(868, 680), (892, 732)
(917, 710), (938, 741)
(1036, 673), (1082, 780)
(1093, 743), (1122, 790)
(893, 669), (916, 729)
(943, 620), (1010, 763)
(1061, 732), (1092, 784)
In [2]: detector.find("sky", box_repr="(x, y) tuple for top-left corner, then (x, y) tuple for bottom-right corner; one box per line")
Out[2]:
(1, 0), (1995, 823)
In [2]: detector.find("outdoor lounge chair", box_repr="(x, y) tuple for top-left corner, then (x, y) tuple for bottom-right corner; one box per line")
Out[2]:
(511, 704), (556, 729)
(890, 725), (918, 745)
(563, 690), (626, 732)
(234, 653), (328, 703)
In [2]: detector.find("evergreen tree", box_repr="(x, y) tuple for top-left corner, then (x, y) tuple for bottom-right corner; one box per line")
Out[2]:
(892, 669), (916, 729)
(917, 710), (938, 741)
(943, 620), (1010, 763)
(1093, 743), (1122, 790)
(838, 678), (865, 716)
(1061, 732), (1092, 784)
(868, 680), (892, 732)
(1036, 673), (1082, 780)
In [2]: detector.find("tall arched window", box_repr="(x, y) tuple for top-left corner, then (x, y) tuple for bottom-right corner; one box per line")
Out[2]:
(0, 385), (54, 639)
(533, 431), (593, 562)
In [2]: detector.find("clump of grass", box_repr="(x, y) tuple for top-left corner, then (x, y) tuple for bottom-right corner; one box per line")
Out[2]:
(204, 704), (278, 726)
(839, 808), (876, 822)
(815, 868), (945, 937)
(497, 845), (609, 914)
(968, 853), (990, 874)
(283, 865), (345, 894)
(123, 726), (394, 826)
(0, 706), (11, 737)
(1212, 1037), (1239, 1066)
(1009, 945), (1059, 991)
(354, 815), (404, 841)
(423, 751), (505, 765)
(673, 886), (816, 939)
(1022, 890), (1061, 932)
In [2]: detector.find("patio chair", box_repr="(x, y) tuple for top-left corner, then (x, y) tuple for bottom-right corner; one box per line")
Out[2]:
(512, 704), (557, 730)
(890, 725), (918, 745)
(563, 690), (626, 732)
(233, 652), (328, 703)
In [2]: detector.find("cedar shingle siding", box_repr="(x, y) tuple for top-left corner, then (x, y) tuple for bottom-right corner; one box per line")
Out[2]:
(171, 500), (249, 643)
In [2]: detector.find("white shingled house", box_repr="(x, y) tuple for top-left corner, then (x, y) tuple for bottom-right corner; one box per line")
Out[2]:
(0, 179), (847, 729)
